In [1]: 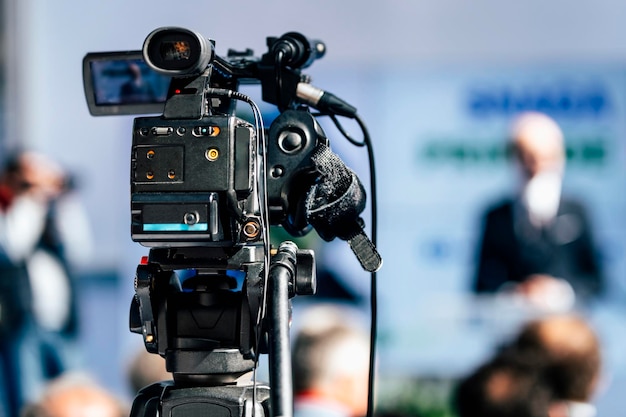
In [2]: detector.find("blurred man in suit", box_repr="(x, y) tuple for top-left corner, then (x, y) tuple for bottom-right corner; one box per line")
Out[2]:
(473, 112), (603, 310)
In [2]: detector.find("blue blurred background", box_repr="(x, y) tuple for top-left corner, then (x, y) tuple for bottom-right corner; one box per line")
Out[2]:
(1, 0), (625, 415)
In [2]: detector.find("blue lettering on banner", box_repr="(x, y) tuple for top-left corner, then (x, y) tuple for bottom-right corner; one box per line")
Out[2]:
(468, 82), (610, 118)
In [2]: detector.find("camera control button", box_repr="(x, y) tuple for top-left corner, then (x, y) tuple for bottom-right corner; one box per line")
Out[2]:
(150, 127), (173, 136)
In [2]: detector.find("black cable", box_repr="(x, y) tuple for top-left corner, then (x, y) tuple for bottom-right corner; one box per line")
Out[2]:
(221, 87), (380, 416)
(205, 87), (269, 417)
(323, 112), (379, 417)
(274, 51), (285, 111)
(355, 113), (379, 417)
(329, 113), (366, 147)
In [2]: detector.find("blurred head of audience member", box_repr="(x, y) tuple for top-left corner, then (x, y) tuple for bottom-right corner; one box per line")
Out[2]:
(21, 372), (127, 417)
(508, 314), (602, 416)
(0, 151), (68, 208)
(454, 350), (553, 417)
(126, 347), (172, 394)
(292, 305), (370, 417)
(455, 313), (602, 417)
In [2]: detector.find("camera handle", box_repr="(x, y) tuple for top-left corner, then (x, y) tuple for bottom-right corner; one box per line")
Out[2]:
(268, 241), (315, 417)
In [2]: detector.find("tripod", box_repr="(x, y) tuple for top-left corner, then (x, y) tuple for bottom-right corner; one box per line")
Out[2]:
(128, 241), (315, 417)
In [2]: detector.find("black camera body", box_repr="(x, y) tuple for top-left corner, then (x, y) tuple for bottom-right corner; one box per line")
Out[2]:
(130, 114), (257, 247)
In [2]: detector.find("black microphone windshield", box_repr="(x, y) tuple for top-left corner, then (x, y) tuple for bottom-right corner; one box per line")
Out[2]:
(305, 144), (382, 272)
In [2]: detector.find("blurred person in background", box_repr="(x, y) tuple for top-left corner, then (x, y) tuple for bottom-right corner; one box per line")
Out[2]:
(454, 350), (554, 417)
(21, 372), (127, 417)
(473, 111), (603, 311)
(455, 313), (602, 417)
(119, 62), (157, 104)
(507, 314), (602, 417)
(0, 151), (93, 416)
(126, 347), (172, 394)
(291, 305), (370, 417)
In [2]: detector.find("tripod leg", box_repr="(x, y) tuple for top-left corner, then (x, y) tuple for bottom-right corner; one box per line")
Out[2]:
(268, 242), (298, 417)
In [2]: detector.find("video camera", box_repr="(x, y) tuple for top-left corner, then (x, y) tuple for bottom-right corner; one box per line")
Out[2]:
(83, 27), (381, 417)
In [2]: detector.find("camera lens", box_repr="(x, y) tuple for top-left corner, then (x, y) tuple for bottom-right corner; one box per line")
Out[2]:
(159, 40), (191, 62)
(143, 27), (214, 75)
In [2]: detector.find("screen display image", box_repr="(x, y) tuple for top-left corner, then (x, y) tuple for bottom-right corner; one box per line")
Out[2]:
(83, 52), (171, 115)
(91, 58), (170, 105)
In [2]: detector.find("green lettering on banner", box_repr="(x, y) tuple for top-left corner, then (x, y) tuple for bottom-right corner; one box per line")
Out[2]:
(419, 137), (607, 168)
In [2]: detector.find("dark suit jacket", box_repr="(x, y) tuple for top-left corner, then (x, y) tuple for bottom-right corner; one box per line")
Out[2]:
(473, 197), (604, 301)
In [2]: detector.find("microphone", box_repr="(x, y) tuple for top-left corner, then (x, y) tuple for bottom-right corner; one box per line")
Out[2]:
(305, 144), (382, 272)
(296, 83), (357, 118)
(271, 32), (326, 69)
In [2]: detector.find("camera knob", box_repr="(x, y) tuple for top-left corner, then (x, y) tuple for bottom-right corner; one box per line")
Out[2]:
(293, 249), (316, 296)
(278, 130), (304, 154)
